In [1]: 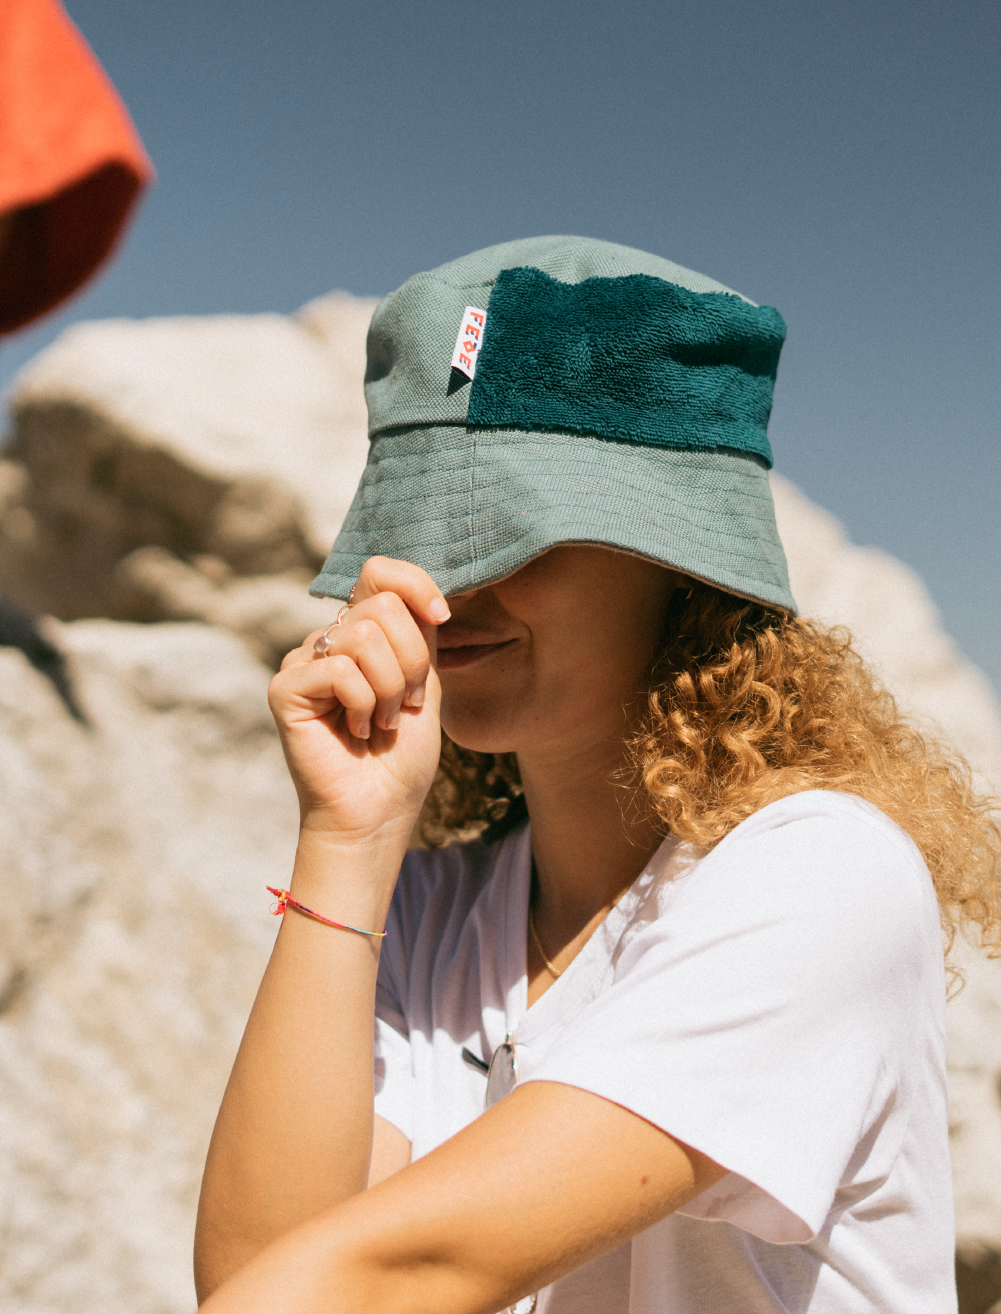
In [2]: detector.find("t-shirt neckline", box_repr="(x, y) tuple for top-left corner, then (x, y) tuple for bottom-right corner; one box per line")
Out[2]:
(500, 823), (681, 1045)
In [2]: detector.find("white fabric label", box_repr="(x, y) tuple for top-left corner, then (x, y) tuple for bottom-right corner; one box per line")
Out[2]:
(450, 306), (488, 380)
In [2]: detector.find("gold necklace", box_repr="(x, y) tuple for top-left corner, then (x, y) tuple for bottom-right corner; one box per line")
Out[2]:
(528, 904), (563, 978)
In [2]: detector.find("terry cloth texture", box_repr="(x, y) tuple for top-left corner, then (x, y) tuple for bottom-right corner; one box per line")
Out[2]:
(311, 235), (796, 612)
(467, 267), (784, 465)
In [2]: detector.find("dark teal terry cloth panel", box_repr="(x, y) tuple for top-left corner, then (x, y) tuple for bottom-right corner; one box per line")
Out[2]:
(467, 268), (786, 468)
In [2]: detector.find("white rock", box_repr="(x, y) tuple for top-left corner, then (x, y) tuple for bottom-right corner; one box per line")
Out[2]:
(3, 296), (377, 621)
(12, 304), (375, 556)
(0, 622), (293, 1313)
(112, 545), (339, 667)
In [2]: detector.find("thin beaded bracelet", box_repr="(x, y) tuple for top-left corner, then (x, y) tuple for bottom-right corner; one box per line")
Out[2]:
(267, 886), (387, 939)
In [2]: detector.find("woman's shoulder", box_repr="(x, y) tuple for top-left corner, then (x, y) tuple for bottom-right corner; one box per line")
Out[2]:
(400, 835), (494, 887)
(722, 789), (926, 869)
(730, 788), (922, 850)
(693, 789), (935, 928)
(631, 791), (945, 1009)
(395, 825), (522, 923)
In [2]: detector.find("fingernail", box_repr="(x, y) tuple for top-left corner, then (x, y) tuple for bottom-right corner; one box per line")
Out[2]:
(409, 686), (425, 708)
(357, 721), (370, 739)
(386, 711), (400, 730)
(429, 597), (450, 622)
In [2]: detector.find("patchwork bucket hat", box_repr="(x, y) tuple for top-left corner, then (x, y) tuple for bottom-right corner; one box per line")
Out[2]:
(311, 235), (796, 613)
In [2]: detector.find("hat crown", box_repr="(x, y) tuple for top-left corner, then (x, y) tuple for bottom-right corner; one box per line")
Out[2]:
(423, 234), (748, 297)
(365, 237), (753, 406)
(365, 234), (785, 470)
(312, 235), (795, 614)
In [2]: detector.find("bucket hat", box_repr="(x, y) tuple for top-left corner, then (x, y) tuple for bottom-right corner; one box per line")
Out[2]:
(311, 235), (796, 613)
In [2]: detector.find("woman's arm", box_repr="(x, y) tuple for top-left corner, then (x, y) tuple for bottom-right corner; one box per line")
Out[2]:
(368, 1115), (411, 1186)
(194, 560), (447, 1300)
(198, 1080), (726, 1314)
(193, 831), (406, 1297)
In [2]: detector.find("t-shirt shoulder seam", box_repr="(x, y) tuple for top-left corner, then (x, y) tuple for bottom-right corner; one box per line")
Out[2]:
(740, 789), (926, 869)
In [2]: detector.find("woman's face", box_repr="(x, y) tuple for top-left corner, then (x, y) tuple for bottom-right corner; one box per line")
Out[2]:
(437, 545), (680, 758)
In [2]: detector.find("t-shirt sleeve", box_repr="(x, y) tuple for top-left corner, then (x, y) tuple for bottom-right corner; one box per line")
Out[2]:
(373, 1014), (415, 1142)
(526, 795), (940, 1243)
(372, 857), (419, 1144)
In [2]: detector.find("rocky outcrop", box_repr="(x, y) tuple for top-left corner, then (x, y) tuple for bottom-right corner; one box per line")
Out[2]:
(0, 292), (375, 627)
(0, 298), (998, 1312)
(111, 546), (334, 668)
(0, 620), (294, 1313)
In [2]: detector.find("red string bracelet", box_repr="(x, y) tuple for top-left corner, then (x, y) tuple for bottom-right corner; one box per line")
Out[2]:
(267, 887), (387, 939)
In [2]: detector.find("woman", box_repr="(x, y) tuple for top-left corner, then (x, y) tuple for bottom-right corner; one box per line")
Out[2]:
(194, 237), (999, 1313)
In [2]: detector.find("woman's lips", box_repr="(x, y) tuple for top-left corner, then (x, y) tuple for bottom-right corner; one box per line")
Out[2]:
(436, 638), (516, 670)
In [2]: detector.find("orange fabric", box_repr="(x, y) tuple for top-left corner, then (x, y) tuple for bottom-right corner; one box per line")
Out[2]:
(0, 0), (154, 332)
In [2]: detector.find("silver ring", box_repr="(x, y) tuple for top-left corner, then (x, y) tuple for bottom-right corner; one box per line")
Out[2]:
(313, 583), (358, 656)
(313, 603), (353, 656)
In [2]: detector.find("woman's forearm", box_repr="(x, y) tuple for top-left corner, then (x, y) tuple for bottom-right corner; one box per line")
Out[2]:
(197, 1082), (725, 1314)
(193, 827), (409, 1300)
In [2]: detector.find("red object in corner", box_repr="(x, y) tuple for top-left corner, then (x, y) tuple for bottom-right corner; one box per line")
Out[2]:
(0, 0), (154, 334)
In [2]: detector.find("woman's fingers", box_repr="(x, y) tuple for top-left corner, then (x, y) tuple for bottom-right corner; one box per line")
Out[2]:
(335, 618), (408, 731)
(276, 558), (448, 724)
(278, 633), (400, 739)
(272, 652), (377, 741)
(354, 590), (433, 709)
(327, 656), (378, 741)
(277, 611), (431, 737)
(348, 559), (446, 708)
(351, 556), (451, 627)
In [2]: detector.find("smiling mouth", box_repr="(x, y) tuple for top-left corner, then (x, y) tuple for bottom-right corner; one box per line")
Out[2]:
(436, 638), (517, 670)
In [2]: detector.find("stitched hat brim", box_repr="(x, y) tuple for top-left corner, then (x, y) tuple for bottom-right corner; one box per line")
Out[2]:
(310, 424), (796, 614)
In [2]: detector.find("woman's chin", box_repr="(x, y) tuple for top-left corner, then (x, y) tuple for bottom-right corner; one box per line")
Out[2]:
(439, 714), (520, 757)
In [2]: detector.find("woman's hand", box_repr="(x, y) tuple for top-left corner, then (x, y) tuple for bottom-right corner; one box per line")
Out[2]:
(268, 557), (451, 847)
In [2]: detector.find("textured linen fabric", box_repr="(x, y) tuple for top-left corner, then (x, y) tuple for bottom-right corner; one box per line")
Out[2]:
(310, 235), (796, 612)
(467, 268), (784, 465)
(373, 791), (956, 1314)
(313, 425), (791, 608)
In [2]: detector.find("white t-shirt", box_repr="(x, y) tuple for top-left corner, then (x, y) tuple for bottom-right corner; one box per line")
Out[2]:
(374, 791), (955, 1313)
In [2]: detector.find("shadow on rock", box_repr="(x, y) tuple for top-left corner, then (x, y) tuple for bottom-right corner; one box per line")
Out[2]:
(0, 599), (85, 722)
(957, 1242), (1001, 1314)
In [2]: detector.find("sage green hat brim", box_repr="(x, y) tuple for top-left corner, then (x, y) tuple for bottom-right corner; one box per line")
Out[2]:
(311, 424), (796, 613)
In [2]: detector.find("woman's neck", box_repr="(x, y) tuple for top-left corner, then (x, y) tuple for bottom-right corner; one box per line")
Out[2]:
(517, 732), (664, 943)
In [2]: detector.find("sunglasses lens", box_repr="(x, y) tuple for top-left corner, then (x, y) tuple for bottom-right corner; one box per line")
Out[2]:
(507, 1297), (538, 1314)
(485, 1038), (518, 1109)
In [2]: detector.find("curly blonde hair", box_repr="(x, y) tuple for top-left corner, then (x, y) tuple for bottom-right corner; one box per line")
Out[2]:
(418, 580), (1001, 955)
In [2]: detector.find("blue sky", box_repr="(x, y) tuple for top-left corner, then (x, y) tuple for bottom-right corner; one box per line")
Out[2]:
(2, 0), (998, 688)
